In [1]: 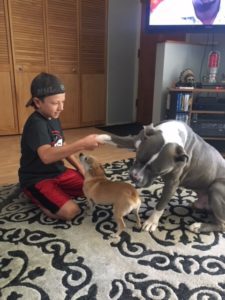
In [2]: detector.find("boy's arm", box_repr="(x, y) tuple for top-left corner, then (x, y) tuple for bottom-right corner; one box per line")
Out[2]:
(63, 141), (85, 175)
(65, 154), (85, 176)
(37, 134), (101, 165)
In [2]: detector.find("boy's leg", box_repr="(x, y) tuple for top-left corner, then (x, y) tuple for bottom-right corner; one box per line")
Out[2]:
(56, 168), (84, 197)
(23, 173), (82, 220)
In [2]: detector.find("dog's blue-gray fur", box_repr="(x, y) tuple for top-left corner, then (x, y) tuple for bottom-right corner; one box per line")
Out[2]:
(106, 120), (225, 233)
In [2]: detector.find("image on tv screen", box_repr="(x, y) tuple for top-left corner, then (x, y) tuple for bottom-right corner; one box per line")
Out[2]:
(149, 0), (225, 26)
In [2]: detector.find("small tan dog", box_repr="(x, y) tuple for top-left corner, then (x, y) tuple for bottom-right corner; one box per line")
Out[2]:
(79, 153), (141, 238)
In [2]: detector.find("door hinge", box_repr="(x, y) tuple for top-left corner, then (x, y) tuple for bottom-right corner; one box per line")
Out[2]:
(137, 48), (140, 58)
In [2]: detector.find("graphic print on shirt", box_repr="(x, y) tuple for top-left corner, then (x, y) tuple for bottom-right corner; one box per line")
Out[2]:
(51, 130), (63, 147)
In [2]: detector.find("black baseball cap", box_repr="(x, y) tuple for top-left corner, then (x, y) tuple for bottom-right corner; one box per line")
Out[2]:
(26, 72), (65, 107)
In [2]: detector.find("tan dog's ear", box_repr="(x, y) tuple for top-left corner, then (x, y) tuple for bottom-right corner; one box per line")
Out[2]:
(89, 163), (105, 177)
(89, 168), (95, 177)
(174, 145), (189, 163)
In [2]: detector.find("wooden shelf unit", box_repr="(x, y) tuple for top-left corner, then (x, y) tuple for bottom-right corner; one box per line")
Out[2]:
(167, 87), (225, 154)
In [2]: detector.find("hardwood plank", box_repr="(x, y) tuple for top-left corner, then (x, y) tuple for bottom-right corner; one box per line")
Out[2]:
(0, 127), (135, 185)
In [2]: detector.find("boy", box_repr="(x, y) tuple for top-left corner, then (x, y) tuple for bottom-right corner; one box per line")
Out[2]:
(19, 72), (103, 220)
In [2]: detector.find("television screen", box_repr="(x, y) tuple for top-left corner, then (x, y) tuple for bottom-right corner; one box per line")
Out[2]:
(146, 0), (225, 33)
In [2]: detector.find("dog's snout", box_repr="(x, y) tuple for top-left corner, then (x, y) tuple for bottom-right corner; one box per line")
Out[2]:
(130, 168), (140, 182)
(129, 166), (149, 187)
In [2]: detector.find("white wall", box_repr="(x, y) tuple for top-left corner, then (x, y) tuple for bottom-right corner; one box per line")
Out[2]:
(187, 33), (225, 80)
(106, 0), (141, 125)
(153, 34), (225, 124)
(153, 41), (209, 123)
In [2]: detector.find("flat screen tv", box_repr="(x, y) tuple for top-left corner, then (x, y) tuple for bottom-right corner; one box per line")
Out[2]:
(146, 0), (225, 33)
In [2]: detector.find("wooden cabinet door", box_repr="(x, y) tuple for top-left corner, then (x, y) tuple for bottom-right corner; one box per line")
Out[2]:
(47, 0), (80, 129)
(0, 0), (18, 135)
(1, 0), (107, 135)
(81, 74), (105, 125)
(8, 0), (47, 133)
(79, 0), (107, 126)
(9, 0), (80, 131)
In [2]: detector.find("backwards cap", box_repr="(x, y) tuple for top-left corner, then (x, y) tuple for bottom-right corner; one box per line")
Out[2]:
(26, 72), (65, 107)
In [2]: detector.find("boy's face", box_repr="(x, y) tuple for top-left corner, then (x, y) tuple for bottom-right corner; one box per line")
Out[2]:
(34, 93), (65, 119)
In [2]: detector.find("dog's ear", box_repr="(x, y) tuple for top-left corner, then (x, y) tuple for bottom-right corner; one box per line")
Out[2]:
(89, 168), (96, 177)
(143, 123), (162, 140)
(143, 123), (155, 137)
(135, 124), (160, 149)
(110, 134), (137, 150)
(95, 164), (105, 176)
(89, 164), (105, 177)
(174, 145), (189, 163)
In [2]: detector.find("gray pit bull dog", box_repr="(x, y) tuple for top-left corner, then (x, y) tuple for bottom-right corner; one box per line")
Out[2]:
(97, 120), (225, 233)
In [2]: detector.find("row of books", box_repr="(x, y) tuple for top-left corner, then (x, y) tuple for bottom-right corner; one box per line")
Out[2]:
(175, 112), (189, 124)
(176, 93), (192, 112)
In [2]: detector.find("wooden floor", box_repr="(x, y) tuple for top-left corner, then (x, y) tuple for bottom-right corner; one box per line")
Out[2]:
(0, 127), (135, 186)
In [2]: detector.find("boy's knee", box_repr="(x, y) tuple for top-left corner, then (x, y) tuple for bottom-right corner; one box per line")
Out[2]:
(57, 201), (81, 221)
(65, 206), (81, 220)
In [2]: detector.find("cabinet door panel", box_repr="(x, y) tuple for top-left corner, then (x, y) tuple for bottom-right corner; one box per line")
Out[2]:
(9, 0), (46, 68)
(0, 0), (10, 65)
(0, 72), (18, 134)
(9, 0), (47, 133)
(0, 0), (18, 134)
(81, 74), (105, 125)
(0, 0), (107, 135)
(59, 74), (80, 128)
(79, 0), (106, 73)
(79, 0), (107, 125)
(47, 0), (79, 74)
(47, 0), (80, 128)
(16, 72), (37, 132)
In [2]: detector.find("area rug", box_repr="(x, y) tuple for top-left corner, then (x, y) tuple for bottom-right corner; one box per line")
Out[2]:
(1, 159), (225, 300)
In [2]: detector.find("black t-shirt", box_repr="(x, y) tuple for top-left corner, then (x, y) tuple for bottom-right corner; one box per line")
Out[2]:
(19, 111), (66, 188)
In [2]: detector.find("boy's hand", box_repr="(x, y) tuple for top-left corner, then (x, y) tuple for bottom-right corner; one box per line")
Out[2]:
(96, 134), (111, 144)
(80, 134), (102, 150)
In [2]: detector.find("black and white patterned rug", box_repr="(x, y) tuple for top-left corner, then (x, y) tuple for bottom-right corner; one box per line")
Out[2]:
(1, 159), (225, 300)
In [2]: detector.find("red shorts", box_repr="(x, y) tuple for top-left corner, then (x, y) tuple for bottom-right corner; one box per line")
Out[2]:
(23, 168), (84, 213)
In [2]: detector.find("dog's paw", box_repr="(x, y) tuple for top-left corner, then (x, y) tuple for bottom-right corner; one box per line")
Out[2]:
(96, 134), (111, 144)
(84, 208), (93, 216)
(142, 220), (158, 232)
(189, 222), (202, 233)
(134, 222), (142, 231)
(110, 233), (120, 240)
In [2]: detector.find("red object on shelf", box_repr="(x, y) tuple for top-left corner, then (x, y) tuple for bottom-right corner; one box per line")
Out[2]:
(208, 51), (220, 83)
(208, 51), (220, 68)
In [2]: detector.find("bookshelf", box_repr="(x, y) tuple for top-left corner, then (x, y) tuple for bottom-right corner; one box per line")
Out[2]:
(166, 90), (192, 123)
(167, 88), (225, 154)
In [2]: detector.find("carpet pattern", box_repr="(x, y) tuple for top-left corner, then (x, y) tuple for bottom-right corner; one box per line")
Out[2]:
(1, 159), (225, 300)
